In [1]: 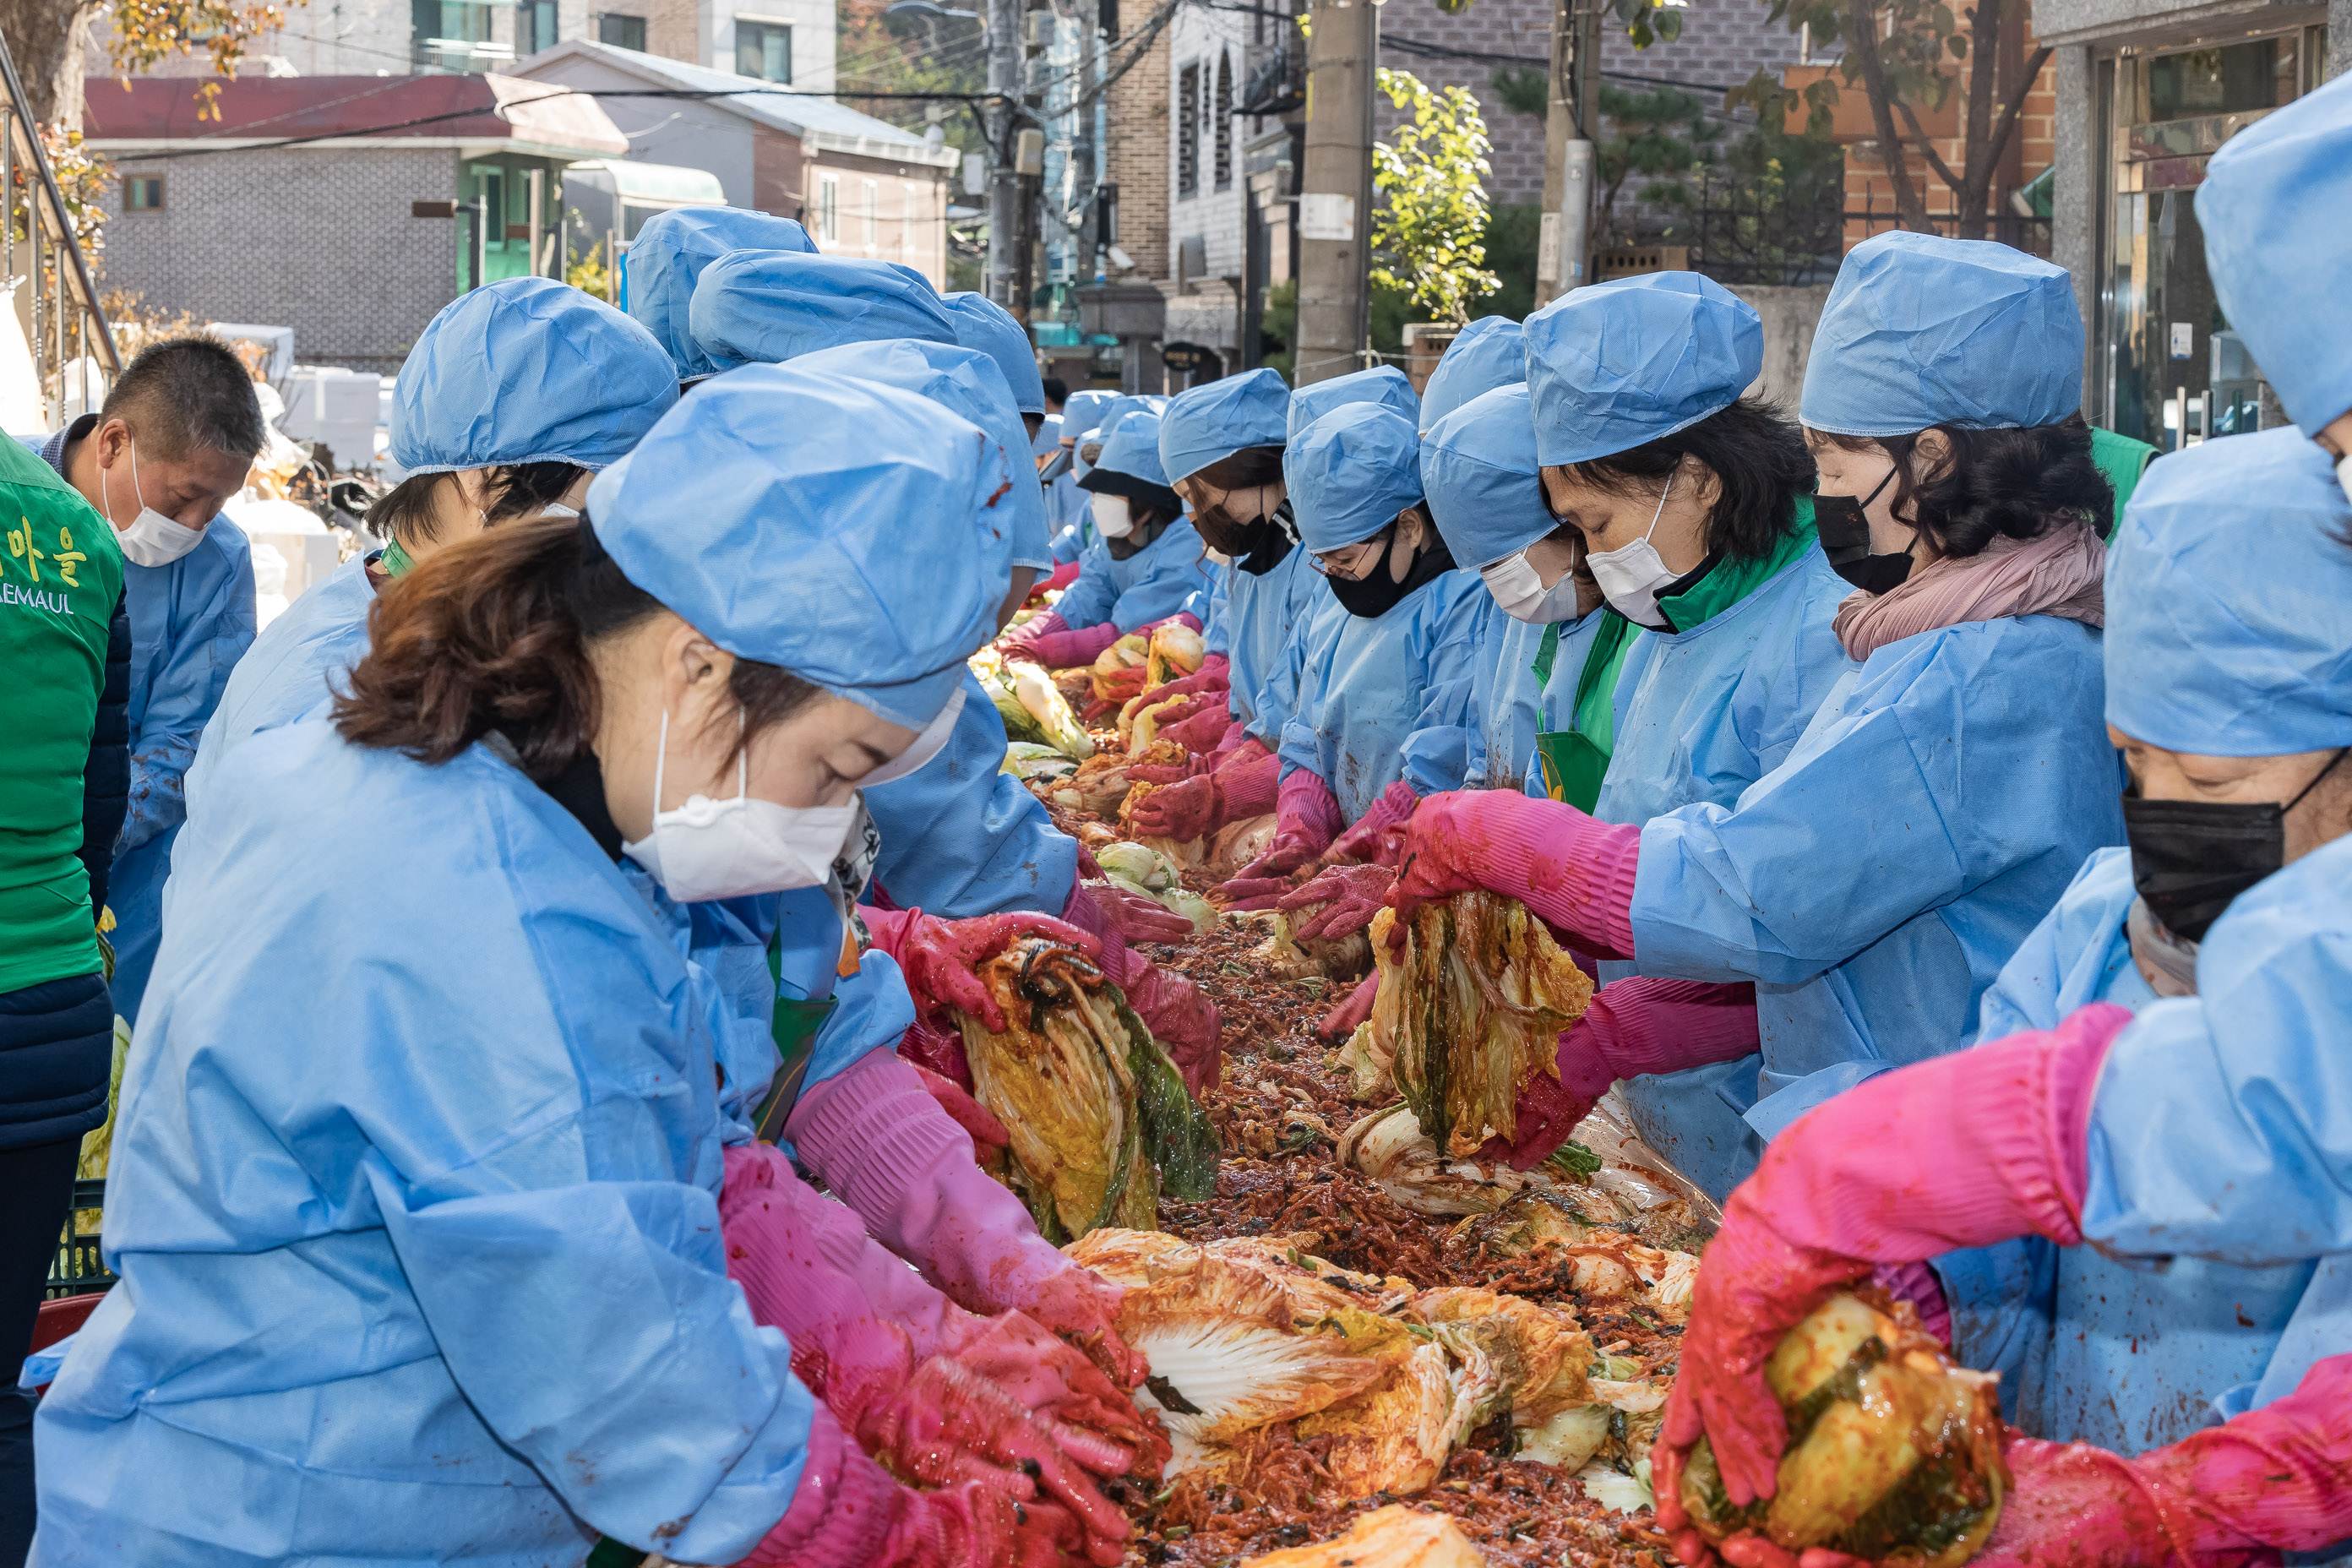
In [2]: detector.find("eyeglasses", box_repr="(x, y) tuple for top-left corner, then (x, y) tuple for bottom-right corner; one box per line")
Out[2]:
(1311, 522), (1393, 581)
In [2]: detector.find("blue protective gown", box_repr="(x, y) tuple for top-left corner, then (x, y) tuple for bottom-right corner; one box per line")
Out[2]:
(1277, 570), (1488, 823)
(185, 552), (373, 803)
(1504, 536), (1854, 1193)
(107, 520), (257, 1023)
(1628, 614), (2124, 1200)
(30, 721), (813, 1568)
(2072, 832), (2352, 1448)
(863, 667), (1080, 919)
(1399, 597), (1548, 796)
(1935, 847), (2322, 1452)
(1051, 519), (1211, 632)
(1224, 544), (1332, 735)
(1195, 558), (1233, 656)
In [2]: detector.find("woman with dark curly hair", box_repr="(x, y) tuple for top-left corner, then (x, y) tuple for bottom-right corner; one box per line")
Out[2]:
(1377, 233), (2126, 1202)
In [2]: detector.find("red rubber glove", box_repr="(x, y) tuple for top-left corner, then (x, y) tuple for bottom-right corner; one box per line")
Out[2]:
(867, 908), (1103, 1033)
(1022, 620), (1124, 670)
(1124, 753), (1215, 787)
(1496, 978), (1760, 1171)
(1318, 972), (1380, 1042)
(1277, 863), (1396, 942)
(1219, 768), (1345, 908)
(1126, 773), (1223, 841)
(1384, 790), (1642, 960)
(1133, 688), (1222, 735)
(1669, 1355), (2352, 1568)
(935, 1309), (1168, 1478)
(1326, 778), (1422, 867)
(1145, 653), (1230, 701)
(1039, 558), (1081, 595)
(1652, 1004), (2129, 1522)
(1138, 611), (1205, 635)
(843, 1356), (1133, 1560)
(742, 1405), (1037, 1568)
(1117, 956), (1222, 1097)
(1076, 879), (1196, 945)
(999, 608), (1066, 650)
(1162, 702), (1237, 754)
(911, 1060), (1011, 1161)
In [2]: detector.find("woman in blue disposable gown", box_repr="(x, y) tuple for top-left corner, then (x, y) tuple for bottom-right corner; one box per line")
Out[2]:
(1004, 411), (1209, 668)
(1650, 429), (2352, 1567)
(680, 273), (1223, 1088)
(30, 368), (1119, 1568)
(188, 278), (679, 794)
(1215, 401), (1486, 904)
(1381, 233), (2126, 1200)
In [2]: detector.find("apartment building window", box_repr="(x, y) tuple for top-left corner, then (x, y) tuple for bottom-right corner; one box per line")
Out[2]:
(520, 0), (557, 53)
(1177, 60), (1200, 197)
(734, 18), (791, 79)
(122, 175), (164, 210)
(596, 12), (647, 49)
(862, 178), (879, 244)
(1212, 52), (1233, 190)
(900, 180), (920, 259)
(817, 173), (840, 242)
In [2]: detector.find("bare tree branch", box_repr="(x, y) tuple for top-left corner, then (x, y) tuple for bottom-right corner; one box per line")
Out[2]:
(1893, 95), (1963, 193)
(1846, 0), (1932, 231)
(1981, 42), (2052, 179)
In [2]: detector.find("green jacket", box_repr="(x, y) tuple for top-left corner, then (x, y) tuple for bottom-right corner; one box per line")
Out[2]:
(0, 435), (123, 993)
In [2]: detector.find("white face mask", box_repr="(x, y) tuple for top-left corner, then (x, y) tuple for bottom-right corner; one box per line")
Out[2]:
(855, 686), (964, 788)
(2335, 450), (2352, 512)
(1586, 469), (1682, 629)
(621, 709), (860, 901)
(1480, 548), (1583, 624)
(1091, 493), (1134, 539)
(103, 438), (204, 568)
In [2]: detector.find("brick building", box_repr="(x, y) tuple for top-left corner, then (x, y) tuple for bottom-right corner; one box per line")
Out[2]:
(88, 74), (630, 372)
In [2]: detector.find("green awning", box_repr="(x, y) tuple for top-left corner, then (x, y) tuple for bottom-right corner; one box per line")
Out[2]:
(2012, 164), (2053, 220)
(569, 159), (727, 208)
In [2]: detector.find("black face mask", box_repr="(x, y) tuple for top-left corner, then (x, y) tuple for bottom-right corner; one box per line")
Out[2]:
(1816, 467), (1914, 593)
(2122, 748), (2349, 942)
(1235, 499), (1298, 577)
(1326, 526), (1456, 618)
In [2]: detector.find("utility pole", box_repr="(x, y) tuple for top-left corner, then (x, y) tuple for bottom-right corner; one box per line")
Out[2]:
(987, 0), (1024, 307)
(1533, 0), (1599, 308)
(1293, 0), (1375, 387)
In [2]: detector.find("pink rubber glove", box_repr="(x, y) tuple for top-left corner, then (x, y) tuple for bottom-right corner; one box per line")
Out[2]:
(1119, 957), (1222, 1097)
(1384, 790), (1642, 961)
(1277, 863), (1396, 943)
(1207, 725), (1263, 768)
(1162, 701), (1237, 754)
(1124, 752), (1216, 788)
(1318, 972), (1380, 1042)
(999, 608), (1066, 649)
(1040, 559), (1081, 595)
(1494, 978), (1761, 1171)
(1021, 620), (1124, 670)
(1133, 688), (1222, 736)
(1674, 1356), (2352, 1568)
(786, 1049), (1146, 1391)
(911, 1059), (1011, 1160)
(1075, 879), (1195, 945)
(1137, 747), (1280, 841)
(1138, 611), (1205, 635)
(1652, 1004), (2131, 1526)
(1219, 768), (1346, 907)
(1326, 778), (1423, 867)
(1146, 654), (1230, 702)
(863, 907), (1102, 1033)
(742, 1404), (1036, 1568)
(847, 1355), (1133, 1559)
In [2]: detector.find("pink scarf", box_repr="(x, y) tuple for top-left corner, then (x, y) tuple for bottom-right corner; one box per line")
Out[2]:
(1833, 515), (2107, 660)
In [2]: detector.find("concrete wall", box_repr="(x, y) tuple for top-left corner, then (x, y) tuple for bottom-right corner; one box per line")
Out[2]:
(96, 144), (459, 371)
(1729, 283), (1829, 411)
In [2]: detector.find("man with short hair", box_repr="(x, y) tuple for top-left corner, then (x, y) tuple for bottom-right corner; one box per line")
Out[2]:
(1040, 373), (1069, 414)
(31, 336), (264, 1023)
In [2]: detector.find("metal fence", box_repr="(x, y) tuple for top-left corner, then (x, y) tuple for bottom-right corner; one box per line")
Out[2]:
(1658, 168), (2055, 288)
(0, 31), (122, 422)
